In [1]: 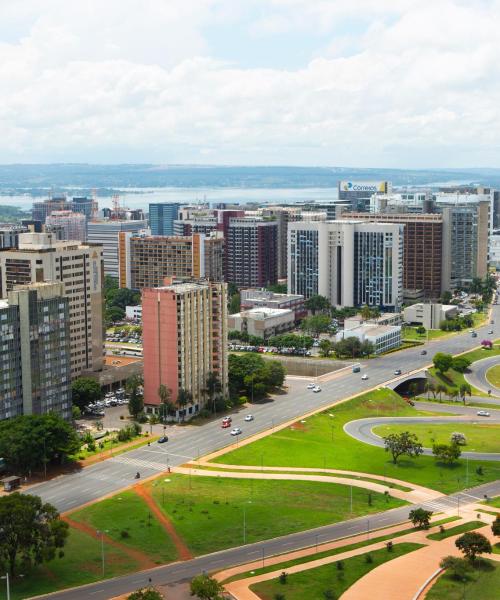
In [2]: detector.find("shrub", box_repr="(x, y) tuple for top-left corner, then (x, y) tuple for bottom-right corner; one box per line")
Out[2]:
(365, 553), (373, 564)
(120, 530), (130, 539)
(451, 432), (467, 446)
(279, 571), (288, 585)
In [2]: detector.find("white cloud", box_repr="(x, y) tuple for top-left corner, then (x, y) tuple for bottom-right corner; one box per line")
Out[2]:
(0, 0), (500, 166)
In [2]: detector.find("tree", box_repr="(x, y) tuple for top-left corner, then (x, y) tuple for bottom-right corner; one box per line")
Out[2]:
(416, 325), (426, 335)
(158, 384), (173, 421)
(481, 339), (493, 349)
(433, 352), (453, 375)
(360, 305), (373, 321)
(451, 432), (467, 446)
(266, 283), (287, 294)
(383, 431), (423, 464)
(264, 361), (286, 389)
(409, 508), (433, 529)
(439, 556), (471, 580)
(491, 514), (500, 537)
(177, 388), (193, 421)
(441, 291), (452, 303)
(435, 383), (447, 402)
(305, 294), (330, 315)
(452, 357), (472, 373)
(105, 305), (125, 324)
(228, 293), (240, 315)
(335, 336), (362, 358)
(190, 573), (225, 600)
(0, 493), (68, 576)
(128, 588), (163, 600)
(459, 383), (472, 404)
(0, 414), (81, 474)
(408, 382), (418, 400)
(469, 277), (483, 294)
(204, 372), (223, 413)
(126, 375), (144, 419)
(301, 314), (331, 335)
(427, 381), (436, 400)
(360, 340), (375, 357)
(319, 339), (333, 357)
(432, 443), (461, 464)
(455, 531), (492, 562)
(71, 377), (102, 410)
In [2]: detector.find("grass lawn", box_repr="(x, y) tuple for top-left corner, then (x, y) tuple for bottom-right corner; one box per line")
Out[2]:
(74, 433), (157, 461)
(486, 365), (500, 388)
(402, 326), (449, 341)
(417, 396), (500, 410)
(426, 520), (485, 541)
(250, 543), (424, 600)
(70, 489), (178, 563)
(213, 389), (500, 494)
(372, 423), (500, 453)
(222, 516), (459, 584)
(493, 543), (500, 555)
(482, 496), (500, 508)
(8, 527), (139, 600)
(426, 559), (500, 600)
(146, 473), (405, 556)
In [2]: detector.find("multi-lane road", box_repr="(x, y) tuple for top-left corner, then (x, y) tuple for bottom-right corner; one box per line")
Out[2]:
(29, 304), (500, 514)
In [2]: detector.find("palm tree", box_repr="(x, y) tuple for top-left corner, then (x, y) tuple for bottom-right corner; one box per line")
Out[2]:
(459, 382), (472, 405)
(408, 382), (418, 401)
(177, 388), (193, 422)
(436, 383), (447, 402)
(360, 305), (372, 321)
(447, 387), (458, 403)
(203, 372), (222, 413)
(427, 381), (436, 400)
(158, 384), (173, 422)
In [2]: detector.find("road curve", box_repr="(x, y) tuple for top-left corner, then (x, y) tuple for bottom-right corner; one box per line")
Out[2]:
(464, 354), (500, 396)
(343, 402), (500, 461)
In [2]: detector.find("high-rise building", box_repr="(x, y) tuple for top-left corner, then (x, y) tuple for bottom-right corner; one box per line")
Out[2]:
(339, 212), (443, 299)
(87, 220), (147, 277)
(0, 233), (104, 378)
(72, 197), (98, 220)
(260, 207), (303, 279)
(0, 224), (27, 249)
(142, 279), (228, 419)
(118, 232), (224, 289)
(173, 217), (218, 237)
(338, 181), (390, 212)
(288, 220), (403, 310)
(45, 210), (87, 242)
(0, 282), (71, 421)
(225, 218), (278, 288)
(32, 197), (71, 223)
(149, 203), (181, 235)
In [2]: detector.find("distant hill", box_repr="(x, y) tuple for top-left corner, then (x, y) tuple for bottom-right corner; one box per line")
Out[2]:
(0, 163), (498, 195)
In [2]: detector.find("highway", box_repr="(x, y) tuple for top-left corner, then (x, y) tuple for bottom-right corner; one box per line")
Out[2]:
(27, 304), (500, 514)
(464, 353), (500, 395)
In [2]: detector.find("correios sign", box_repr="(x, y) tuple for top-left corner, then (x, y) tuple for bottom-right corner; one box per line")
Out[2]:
(340, 181), (388, 193)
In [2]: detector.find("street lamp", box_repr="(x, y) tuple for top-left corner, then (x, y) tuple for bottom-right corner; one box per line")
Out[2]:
(96, 529), (109, 576)
(0, 573), (10, 600)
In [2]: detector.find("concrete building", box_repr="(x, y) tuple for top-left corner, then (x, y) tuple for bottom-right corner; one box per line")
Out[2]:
(403, 303), (459, 330)
(173, 217), (218, 237)
(228, 307), (295, 339)
(45, 210), (87, 242)
(338, 181), (390, 212)
(0, 224), (27, 249)
(490, 233), (500, 269)
(240, 289), (306, 322)
(72, 196), (98, 220)
(0, 233), (104, 378)
(149, 203), (181, 236)
(118, 232), (224, 289)
(142, 279), (228, 419)
(0, 282), (71, 421)
(87, 220), (147, 277)
(125, 305), (142, 321)
(32, 197), (70, 223)
(339, 212), (443, 299)
(336, 322), (401, 354)
(226, 218), (278, 288)
(288, 220), (403, 310)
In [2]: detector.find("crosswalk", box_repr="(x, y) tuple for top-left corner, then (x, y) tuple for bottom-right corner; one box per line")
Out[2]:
(421, 491), (482, 513)
(109, 455), (170, 472)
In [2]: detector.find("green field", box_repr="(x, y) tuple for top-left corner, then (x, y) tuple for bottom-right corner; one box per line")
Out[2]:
(147, 473), (405, 556)
(486, 365), (500, 388)
(402, 326), (449, 341)
(6, 528), (139, 600)
(250, 543), (424, 600)
(426, 559), (500, 600)
(70, 489), (178, 563)
(426, 520), (485, 541)
(373, 423), (500, 453)
(213, 389), (500, 493)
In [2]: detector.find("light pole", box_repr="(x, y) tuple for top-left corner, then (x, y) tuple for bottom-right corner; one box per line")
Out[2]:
(1, 573), (10, 600)
(350, 485), (353, 515)
(97, 530), (109, 576)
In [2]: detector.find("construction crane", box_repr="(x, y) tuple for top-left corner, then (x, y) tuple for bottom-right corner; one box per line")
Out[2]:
(111, 194), (121, 219)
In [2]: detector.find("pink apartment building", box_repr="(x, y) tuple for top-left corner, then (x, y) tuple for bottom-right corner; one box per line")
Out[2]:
(142, 278), (228, 419)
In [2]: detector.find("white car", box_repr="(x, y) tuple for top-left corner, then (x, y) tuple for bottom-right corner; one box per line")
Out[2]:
(307, 383), (315, 389)
(244, 414), (254, 422)
(230, 427), (242, 436)
(312, 385), (321, 393)
(361, 374), (369, 380)
(477, 410), (490, 417)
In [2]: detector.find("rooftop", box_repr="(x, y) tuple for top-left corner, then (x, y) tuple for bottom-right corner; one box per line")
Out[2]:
(233, 307), (293, 319)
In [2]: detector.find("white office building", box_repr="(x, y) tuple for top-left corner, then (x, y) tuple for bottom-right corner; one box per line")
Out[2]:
(288, 220), (403, 310)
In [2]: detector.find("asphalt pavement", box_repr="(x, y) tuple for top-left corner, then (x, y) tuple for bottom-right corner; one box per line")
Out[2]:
(464, 353), (500, 395)
(26, 304), (500, 514)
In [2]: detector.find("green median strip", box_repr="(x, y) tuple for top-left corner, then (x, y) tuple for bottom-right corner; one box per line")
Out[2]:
(426, 520), (485, 541)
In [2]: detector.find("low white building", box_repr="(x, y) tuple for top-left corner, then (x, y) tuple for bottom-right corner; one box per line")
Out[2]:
(403, 303), (458, 330)
(228, 307), (295, 339)
(490, 234), (500, 270)
(336, 323), (401, 354)
(125, 305), (142, 321)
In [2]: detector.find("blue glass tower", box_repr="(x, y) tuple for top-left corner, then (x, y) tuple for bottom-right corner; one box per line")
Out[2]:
(149, 203), (180, 235)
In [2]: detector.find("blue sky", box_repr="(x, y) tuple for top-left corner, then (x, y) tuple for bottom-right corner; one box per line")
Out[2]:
(0, 0), (499, 167)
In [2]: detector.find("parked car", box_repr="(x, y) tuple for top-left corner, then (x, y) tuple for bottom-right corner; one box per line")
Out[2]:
(158, 436), (169, 443)
(230, 427), (242, 436)
(477, 410), (490, 417)
(244, 414), (254, 422)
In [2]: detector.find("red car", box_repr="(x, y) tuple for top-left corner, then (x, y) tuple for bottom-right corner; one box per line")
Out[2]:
(221, 417), (232, 428)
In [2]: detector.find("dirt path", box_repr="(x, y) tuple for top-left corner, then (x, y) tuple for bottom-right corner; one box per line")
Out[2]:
(63, 515), (156, 570)
(134, 483), (193, 561)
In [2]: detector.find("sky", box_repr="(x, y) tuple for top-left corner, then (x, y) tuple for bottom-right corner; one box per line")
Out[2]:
(1, 0), (500, 167)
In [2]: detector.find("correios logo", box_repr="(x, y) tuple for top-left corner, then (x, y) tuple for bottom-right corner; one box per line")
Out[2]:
(341, 181), (387, 193)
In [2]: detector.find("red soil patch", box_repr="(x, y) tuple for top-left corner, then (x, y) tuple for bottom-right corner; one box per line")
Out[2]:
(63, 515), (155, 570)
(290, 421), (308, 431)
(134, 484), (193, 561)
